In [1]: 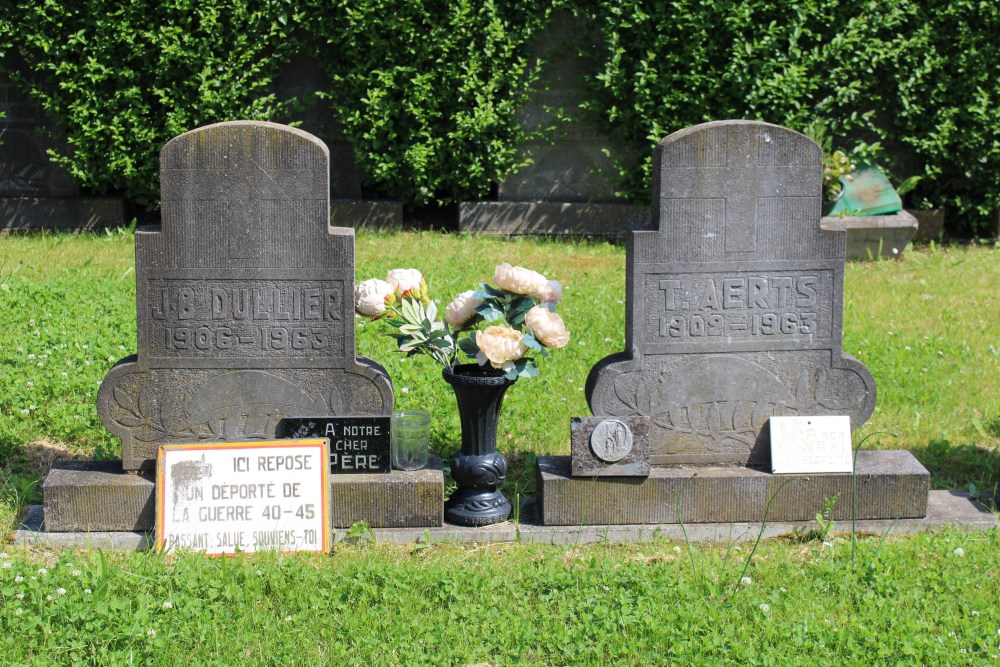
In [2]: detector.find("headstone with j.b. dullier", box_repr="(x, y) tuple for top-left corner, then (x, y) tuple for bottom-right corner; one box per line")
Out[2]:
(539, 120), (928, 526)
(43, 121), (442, 533)
(98, 121), (393, 472)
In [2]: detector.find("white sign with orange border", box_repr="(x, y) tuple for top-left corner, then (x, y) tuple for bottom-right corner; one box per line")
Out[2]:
(156, 439), (330, 555)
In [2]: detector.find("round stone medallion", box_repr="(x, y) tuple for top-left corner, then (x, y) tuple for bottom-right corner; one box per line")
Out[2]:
(590, 419), (634, 463)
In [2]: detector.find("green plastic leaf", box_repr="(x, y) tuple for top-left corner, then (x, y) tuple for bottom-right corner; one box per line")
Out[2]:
(522, 333), (542, 352)
(517, 359), (540, 378)
(458, 335), (480, 356)
(476, 304), (504, 322)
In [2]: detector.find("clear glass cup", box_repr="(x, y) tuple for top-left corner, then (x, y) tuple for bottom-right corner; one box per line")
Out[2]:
(391, 410), (430, 471)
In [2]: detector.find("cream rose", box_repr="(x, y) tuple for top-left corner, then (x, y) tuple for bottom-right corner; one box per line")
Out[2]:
(386, 268), (423, 296)
(525, 306), (570, 349)
(537, 279), (563, 304)
(493, 263), (548, 295)
(475, 325), (527, 370)
(445, 290), (482, 328)
(354, 278), (392, 317)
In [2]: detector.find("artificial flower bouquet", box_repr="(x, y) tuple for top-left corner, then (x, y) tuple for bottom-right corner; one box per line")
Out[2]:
(354, 264), (570, 380)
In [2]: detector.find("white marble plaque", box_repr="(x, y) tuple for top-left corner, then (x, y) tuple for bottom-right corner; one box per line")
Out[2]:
(770, 415), (853, 474)
(156, 439), (329, 555)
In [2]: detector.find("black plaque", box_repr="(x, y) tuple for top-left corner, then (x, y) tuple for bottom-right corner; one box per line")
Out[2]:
(277, 416), (390, 474)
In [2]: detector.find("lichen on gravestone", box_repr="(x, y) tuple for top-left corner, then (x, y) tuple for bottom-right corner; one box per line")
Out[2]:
(586, 120), (876, 467)
(98, 121), (393, 471)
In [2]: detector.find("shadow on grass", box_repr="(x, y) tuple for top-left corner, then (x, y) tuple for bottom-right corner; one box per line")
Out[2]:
(0, 438), (87, 531)
(911, 438), (999, 502)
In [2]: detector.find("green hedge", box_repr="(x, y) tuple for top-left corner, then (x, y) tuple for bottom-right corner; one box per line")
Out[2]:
(575, 0), (1000, 234)
(2, 1), (999, 234)
(0, 0), (301, 209)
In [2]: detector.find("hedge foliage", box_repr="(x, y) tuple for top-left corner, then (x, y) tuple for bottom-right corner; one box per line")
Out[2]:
(1, 1), (999, 233)
(575, 0), (1000, 234)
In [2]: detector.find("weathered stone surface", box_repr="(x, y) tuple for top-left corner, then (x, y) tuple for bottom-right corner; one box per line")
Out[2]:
(458, 201), (648, 237)
(571, 416), (650, 477)
(586, 121), (876, 467)
(537, 450), (929, 525)
(822, 210), (918, 260)
(98, 121), (393, 470)
(43, 461), (155, 532)
(329, 457), (444, 528)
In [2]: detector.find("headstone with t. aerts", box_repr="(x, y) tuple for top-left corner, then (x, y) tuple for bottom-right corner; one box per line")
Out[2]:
(537, 120), (928, 526)
(586, 120), (877, 467)
(97, 121), (394, 471)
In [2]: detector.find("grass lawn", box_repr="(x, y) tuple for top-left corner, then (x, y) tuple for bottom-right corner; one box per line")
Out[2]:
(0, 231), (998, 663)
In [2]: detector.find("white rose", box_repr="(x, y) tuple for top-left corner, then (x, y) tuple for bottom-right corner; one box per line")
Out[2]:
(354, 278), (392, 317)
(493, 263), (548, 295)
(525, 306), (570, 349)
(445, 290), (482, 328)
(537, 279), (563, 304)
(475, 325), (527, 370)
(386, 268), (423, 296)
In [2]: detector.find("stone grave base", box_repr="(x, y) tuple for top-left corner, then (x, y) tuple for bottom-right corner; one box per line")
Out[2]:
(458, 201), (649, 237)
(536, 450), (929, 526)
(909, 209), (944, 242)
(41, 458), (444, 533)
(13, 489), (993, 550)
(0, 197), (127, 232)
(822, 211), (919, 260)
(330, 199), (402, 230)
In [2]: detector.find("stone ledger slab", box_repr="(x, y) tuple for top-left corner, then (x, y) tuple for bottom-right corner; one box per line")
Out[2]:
(458, 201), (648, 237)
(41, 458), (444, 531)
(536, 450), (929, 526)
(822, 211), (918, 260)
(18, 491), (992, 550)
(0, 197), (127, 232)
(330, 200), (402, 230)
(329, 457), (444, 528)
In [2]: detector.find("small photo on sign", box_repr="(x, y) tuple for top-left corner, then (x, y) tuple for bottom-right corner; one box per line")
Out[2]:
(156, 439), (330, 555)
(276, 416), (390, 474)
(770, 415), (853, 474)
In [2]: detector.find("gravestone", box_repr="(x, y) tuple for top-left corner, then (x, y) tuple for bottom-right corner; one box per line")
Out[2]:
(588, 120), (876, 466)
(44, 121), (443, 533)
(97, 121), (394, 471)
(458, 11), (646, 237)
(537, 120), (928, 526)
(0, 71), (125, 231)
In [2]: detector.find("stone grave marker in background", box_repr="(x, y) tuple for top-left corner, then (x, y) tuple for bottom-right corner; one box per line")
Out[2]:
(0, 70), (125, 231)
(43, 121), (443, 534)
(271, 56), (402, 229)
(537, 120), (928, 525)
(458, 11), (646, 237)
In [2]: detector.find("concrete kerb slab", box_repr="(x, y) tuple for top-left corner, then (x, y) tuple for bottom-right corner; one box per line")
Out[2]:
(11, 491), (995, 551)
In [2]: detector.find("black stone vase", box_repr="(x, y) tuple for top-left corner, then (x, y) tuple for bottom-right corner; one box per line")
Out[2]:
(442, 363), (516, 526)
